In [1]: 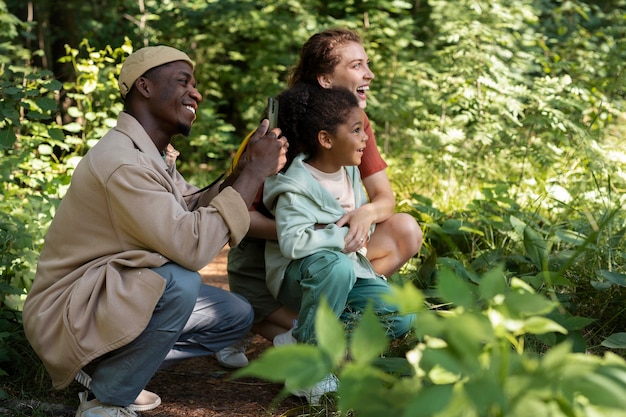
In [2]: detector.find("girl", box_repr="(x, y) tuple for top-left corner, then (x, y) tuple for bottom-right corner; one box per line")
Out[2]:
(261, 83), (414, 405)
(264, 84), (414, 345)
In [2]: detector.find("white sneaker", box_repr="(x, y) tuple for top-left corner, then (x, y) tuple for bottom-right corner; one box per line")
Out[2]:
(75, 370), (161, 411)
(215, 335), (252, 368)
(127, 389), (161, 412)
(75, 391), (137, 417)
(290, 374), (338, 405)
(273, 327), (296, 347)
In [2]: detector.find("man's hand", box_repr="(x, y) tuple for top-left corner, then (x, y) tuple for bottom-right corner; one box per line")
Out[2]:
(226, 119), (288, 207)
(240, 119), (288, 177)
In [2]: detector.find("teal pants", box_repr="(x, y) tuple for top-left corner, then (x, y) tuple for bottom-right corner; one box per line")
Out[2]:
(277, 250), (414, 343)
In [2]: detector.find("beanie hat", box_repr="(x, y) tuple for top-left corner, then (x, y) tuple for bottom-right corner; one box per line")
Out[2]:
(118, 45), (194, 98)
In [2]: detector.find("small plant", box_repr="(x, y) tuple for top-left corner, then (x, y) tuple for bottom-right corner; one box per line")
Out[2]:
(237, 265), (626, 417)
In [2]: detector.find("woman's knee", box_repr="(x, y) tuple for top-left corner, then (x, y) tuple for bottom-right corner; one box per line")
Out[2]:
(396, 212), (422, 240)
(374, 213), (423, 260)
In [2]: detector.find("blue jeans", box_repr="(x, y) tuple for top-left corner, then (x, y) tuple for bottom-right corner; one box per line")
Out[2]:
(90, 263), (253, 406)
(278, 250), (414, 344)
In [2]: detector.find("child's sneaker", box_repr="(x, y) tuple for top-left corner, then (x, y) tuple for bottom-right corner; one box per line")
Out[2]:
(290, 373), (338, 405)
(273, 327), (296, 347)
(215, 334), (253, 368)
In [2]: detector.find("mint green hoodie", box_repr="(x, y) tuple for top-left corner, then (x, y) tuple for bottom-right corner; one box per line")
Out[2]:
(263, 153), (378, 298)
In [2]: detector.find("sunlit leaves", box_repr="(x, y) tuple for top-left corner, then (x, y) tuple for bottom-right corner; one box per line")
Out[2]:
(315, 298), (347, 366)
(350, 305), (387, 365)
(235, 342), (333, 390)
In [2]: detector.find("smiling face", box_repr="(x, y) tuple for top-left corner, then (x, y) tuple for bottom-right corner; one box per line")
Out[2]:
(317, 107), (368, 172)
(144, 60), (201, 138)
(319, 42), (374, 109)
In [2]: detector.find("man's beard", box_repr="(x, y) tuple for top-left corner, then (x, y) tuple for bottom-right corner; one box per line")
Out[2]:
(178, 122), (191, 137)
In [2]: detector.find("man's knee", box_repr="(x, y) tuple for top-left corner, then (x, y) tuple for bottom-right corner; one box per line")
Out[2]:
(224, 291), (255, 327)
(155, 264), (202, 311)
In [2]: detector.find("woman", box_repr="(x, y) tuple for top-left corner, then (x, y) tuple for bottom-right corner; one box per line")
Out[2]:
(218, 28), (422, 368)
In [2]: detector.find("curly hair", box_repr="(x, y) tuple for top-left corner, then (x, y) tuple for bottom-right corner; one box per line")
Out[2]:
(276, 83), (360, 170)
(288, 28), (362, 88)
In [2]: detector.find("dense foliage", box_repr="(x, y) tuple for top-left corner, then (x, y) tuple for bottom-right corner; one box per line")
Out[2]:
(2, 0), (626, 414)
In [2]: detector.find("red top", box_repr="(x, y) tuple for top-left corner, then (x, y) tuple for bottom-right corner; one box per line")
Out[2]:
(358, 113), (387, 178)
(251, 113), (386, 215)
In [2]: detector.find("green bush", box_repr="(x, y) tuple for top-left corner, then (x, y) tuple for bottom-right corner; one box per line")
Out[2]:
(2, 0), (626, 410)
(237, 266), (626, 417)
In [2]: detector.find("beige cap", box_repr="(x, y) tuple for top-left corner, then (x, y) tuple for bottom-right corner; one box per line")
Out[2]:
(118, 45), (194, 98)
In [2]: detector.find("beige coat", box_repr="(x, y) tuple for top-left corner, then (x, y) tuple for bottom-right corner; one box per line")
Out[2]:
(23, 112), (249, 389)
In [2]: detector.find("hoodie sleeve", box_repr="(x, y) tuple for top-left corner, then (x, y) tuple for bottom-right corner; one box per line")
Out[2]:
(274, 191), (347, 259)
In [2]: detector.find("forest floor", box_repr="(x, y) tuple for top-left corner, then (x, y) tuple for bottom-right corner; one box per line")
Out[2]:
(1, 247), (308, 417)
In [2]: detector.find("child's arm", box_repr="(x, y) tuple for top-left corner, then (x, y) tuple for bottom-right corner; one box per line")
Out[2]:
(274, 192), (346, 259)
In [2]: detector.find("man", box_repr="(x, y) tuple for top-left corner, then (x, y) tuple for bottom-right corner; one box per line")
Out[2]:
(23, 45), (288, 417)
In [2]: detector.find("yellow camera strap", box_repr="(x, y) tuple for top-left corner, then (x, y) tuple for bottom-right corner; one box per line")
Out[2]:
(227, 130), (254, 175)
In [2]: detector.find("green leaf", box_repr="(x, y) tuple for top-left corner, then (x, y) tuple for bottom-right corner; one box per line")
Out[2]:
(523, 224), (548, 269)
(441, 219), (471, 235)
(540, 340), (573, 370)
(315, 298), (347, 366)
(533, 270), (573, 286)
(44, 79), (63, 91)
(3, 86), (21, 95)
(0, 128), (17, 150)
(464, 374), (506, 414)
(446, 313), (495, 359)
(555, 229), (588, 246)
(522, 317), (567, 335)
(596, 270), (626, 287)
(234, 344), (332, 391)
(35, 97), (57, 112)
(436, 266), (475, 308)
(478, 264), (507, 300)
(48, 127), (65, 141)
(384, 282), (425, 315)
(547, 311), (595, 331)
(351, 304), (388, 365)
(602, 333), (626, 349)
(504, 292), (556, 317)
(371, 356), (413, 376)
(1, 103), (21, 125)
(565, 368), (626, 409)
(339, 362), (402, 417)
(403, 384), (454, 417)
(420, 348), (464, 380)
